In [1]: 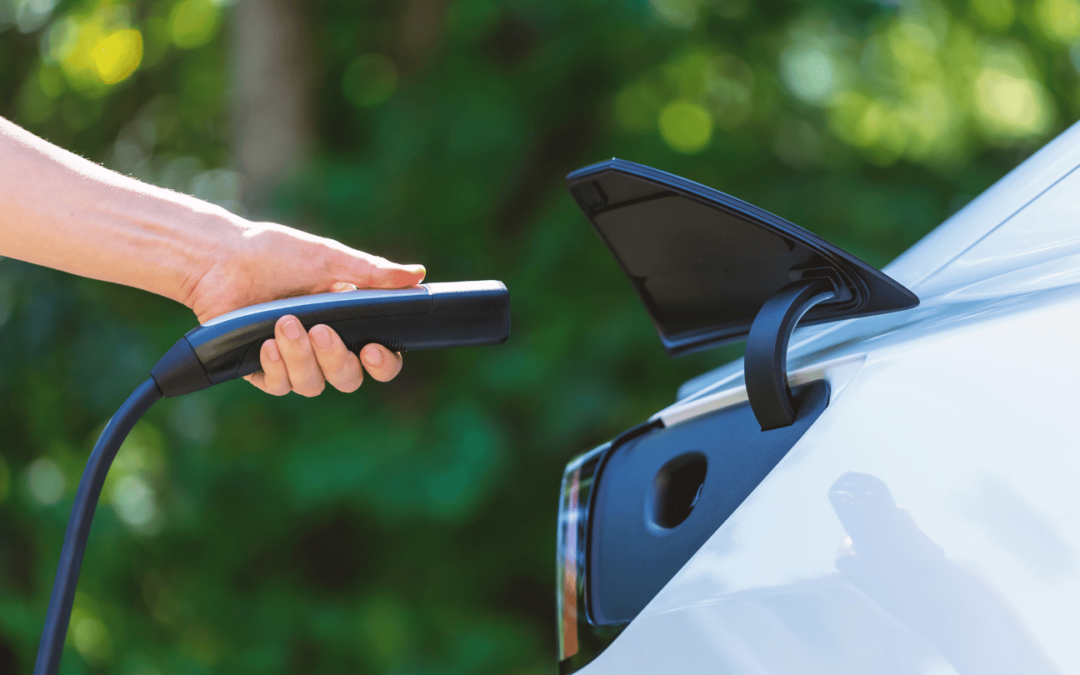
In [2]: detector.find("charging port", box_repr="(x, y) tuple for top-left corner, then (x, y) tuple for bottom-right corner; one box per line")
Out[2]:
(651, 453), (707, 529)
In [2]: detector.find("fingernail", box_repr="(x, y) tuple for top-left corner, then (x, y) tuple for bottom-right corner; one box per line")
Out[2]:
(282, 319), (301, 340)
(364, 346), (384, 366)
(266, 342), (281, 361)
(311, 326), (332, 350)
(405, 264), (426, 275)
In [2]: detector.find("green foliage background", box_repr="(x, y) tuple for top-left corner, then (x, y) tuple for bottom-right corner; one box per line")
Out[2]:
(1, 0), (1078, 672)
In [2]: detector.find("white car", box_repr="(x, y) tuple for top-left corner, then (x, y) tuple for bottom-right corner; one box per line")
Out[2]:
(556, 122), (1080, 675)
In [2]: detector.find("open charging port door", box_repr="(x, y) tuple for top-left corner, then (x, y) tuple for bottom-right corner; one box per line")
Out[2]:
(556, 160), (918, 673)
(566, 158), (917, 431)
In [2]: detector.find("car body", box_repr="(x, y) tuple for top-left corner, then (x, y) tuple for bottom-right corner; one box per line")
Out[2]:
(558, 120), (1080, 674)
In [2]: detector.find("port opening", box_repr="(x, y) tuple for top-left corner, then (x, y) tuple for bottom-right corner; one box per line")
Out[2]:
(650, 453), (707, 529)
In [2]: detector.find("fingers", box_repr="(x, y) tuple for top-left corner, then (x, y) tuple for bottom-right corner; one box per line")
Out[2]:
(250, 339), (291, 396)
(367, 262), (426, 289)
(330, 249), (426, 290)
(360, 343), (403, 382)
(274, 315), (325, 397)
(309, 325), (364, 393)
(244, 321), (401, 396)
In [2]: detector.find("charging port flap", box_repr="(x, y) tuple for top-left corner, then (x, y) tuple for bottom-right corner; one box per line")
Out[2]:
(566, 159), (918, 358)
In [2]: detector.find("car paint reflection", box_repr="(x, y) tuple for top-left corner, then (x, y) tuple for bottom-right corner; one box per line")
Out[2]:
(830, 472), (1061, 675)
(588, 472), (1066, 674)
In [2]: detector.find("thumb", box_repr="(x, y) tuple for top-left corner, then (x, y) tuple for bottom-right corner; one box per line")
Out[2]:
(336, 250), (426, 289)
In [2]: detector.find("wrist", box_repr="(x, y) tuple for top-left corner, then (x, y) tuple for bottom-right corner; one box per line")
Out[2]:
(173, 209), (253, 314)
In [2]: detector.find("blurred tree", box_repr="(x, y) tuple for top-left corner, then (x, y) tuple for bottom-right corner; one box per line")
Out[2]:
(230, 0), (313, 208)
(0, 0), (1078, 673)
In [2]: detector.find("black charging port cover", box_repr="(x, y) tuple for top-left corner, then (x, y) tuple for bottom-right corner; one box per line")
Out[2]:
(566, 159), (917, 357)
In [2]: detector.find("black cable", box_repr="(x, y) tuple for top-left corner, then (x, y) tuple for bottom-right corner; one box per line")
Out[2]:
(32, 378), (163, 675)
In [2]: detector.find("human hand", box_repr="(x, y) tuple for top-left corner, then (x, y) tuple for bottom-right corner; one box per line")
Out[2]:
(186, 221), (425, 396)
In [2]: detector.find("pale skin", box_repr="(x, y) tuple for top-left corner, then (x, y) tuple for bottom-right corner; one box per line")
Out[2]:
(0, 116), (425, 396)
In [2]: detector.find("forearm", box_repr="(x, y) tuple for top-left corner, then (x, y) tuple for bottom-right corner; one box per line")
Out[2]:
(0, 116), (245, 305)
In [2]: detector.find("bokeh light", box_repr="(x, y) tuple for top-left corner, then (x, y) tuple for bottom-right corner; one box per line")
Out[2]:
(615, 49), (753, 152)
(658, 100), (713, 153)
(70, 594), (113, 663)
(168, 0), (220, 50)
(46, 6), (143, 91)
(7, 0), (59, 33)
(649, 0), (698, 28)
(92, 29), (143, 84)
(1035, 0), (1080, 44)
(974, 42), (1056, 141)
(781, 36), (843, 107)
(25, 457), (64, 505)
(104, 421), (166, 535)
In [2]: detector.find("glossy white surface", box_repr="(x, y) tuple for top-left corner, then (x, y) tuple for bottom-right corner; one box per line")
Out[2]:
(887, 119), (1080, 292)
(583, 120), (1080, 673)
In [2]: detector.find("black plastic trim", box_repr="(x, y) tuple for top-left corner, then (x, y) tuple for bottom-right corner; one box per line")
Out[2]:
(587, 380), (830, 626)
(151, 337), (211, 398)
(582, 418), (664, 626)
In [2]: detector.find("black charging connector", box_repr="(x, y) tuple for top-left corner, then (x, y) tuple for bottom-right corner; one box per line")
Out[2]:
(152, 281), (509, 397)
